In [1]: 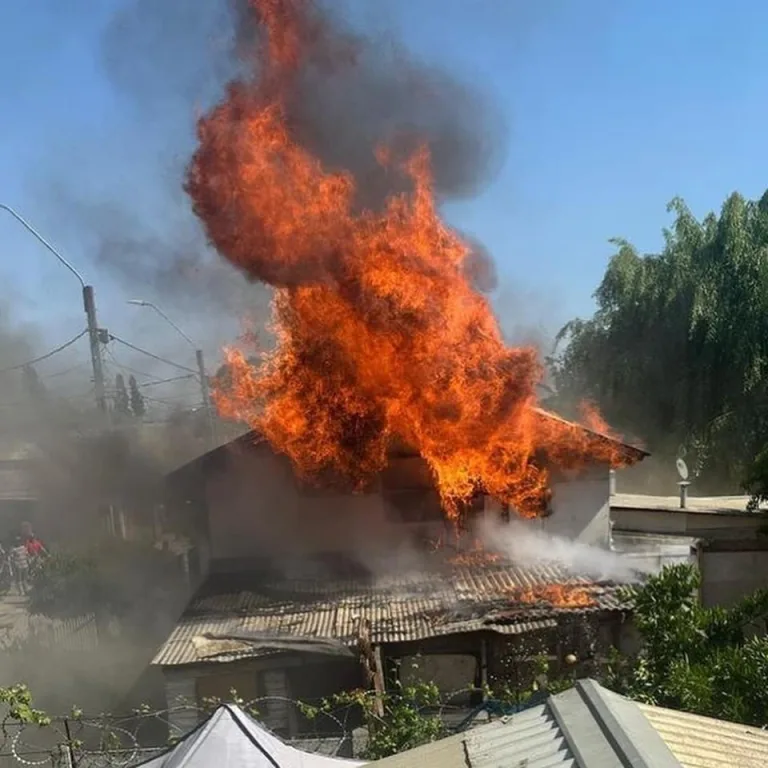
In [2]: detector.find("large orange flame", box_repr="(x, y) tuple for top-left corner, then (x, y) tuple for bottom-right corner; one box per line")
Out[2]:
(187, 0), (633, 519)
(514, 584), (594, 608)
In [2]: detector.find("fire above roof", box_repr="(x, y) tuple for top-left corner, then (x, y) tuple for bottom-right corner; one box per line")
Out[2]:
(167, 407), (648, 483)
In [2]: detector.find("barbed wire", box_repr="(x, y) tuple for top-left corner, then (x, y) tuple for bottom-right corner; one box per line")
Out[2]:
(0, 685), (537, 768)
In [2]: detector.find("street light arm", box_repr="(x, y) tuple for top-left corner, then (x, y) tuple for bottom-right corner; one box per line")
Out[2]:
(0, 203), (86, 288)
(128, 299), (196, 349)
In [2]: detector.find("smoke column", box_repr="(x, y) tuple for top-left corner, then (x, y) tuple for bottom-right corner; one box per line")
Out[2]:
(477, 516), (649, 583)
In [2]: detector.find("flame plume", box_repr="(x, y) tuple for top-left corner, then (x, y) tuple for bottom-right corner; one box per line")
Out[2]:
(187, 0), (630, 519)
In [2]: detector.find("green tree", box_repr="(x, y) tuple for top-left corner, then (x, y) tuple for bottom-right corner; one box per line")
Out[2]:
(129, 375), (146, 418)
(114, 374), (131, 418)
(22, 364), (46, 402)
(608, 564), (768, 726)
(550, 191), (768, 494)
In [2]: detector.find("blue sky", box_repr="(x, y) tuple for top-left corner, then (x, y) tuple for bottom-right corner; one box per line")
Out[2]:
(2, 0), (768, 362)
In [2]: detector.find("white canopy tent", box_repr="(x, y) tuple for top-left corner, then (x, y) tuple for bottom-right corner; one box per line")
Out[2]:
(132, 704), (364, 768)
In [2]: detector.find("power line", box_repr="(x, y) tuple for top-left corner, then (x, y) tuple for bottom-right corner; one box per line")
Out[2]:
(138, 374), (195, 389)
(108, 334), (198, 375)
(142, 394), (203, 406)
(42, 360), (91, 380)
(0, 329), (88, 376)
(104, 345), (164, 384)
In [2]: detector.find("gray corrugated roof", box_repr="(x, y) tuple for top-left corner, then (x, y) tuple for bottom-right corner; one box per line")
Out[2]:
(366, 680), (680, 768)
(153, 563), (627, 666)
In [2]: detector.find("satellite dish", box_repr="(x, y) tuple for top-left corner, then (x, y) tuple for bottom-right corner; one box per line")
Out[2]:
(676, 458), (689, 481)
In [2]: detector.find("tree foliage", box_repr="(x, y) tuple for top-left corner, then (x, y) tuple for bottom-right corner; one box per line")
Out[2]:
(22, 365), (46, 403)
(608, 563), (768, 726)
(550, 192), (768, 494)
(129, 375), (146, 418)
(114, 374), (131, 419)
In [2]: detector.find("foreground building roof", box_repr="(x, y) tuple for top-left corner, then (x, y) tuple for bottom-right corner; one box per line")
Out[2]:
(366, 678), (768, 768)
(153, 561), (628, 667)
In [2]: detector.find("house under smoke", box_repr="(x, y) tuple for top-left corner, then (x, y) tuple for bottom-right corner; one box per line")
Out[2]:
(152, 409), (648, 742)
(0, 441), (38, 542)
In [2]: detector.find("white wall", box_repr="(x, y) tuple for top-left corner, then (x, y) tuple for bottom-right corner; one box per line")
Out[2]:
(542, 466), (611, 546)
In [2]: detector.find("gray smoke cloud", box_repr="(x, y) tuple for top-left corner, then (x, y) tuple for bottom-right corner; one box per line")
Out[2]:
(477, 516), (649, 583)
(88, 0), (505, 300)
(220, 0), (507, 211)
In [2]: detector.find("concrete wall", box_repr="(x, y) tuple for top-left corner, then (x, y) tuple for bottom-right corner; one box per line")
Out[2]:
(544, 466), (611, 546)
(699, 546), (768, 607)
(611, 507), (764, 539)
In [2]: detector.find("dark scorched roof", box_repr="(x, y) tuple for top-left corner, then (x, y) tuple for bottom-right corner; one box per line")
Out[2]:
(153, 561), (629, 666)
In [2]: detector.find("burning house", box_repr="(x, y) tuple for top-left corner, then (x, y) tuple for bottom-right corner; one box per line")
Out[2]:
(152, 415), (647, 740)
(145, 0), (651, 745)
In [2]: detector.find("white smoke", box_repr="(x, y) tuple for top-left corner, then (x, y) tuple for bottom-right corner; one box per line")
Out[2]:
(476, 516), (650, 583)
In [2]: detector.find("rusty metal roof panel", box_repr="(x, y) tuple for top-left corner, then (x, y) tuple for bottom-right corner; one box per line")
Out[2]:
(153, 561), (627, 667)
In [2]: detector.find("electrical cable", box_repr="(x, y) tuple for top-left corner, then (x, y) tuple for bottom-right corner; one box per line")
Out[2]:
(108, 335), (198, 375)
(41, 360), (91, 380)
(0, 329), (88, 375)
(104, 345), (164, 384)
(138, 374), (195, 389)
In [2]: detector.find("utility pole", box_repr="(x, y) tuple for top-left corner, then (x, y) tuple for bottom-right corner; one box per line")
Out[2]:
(83, 285), (107, 413)
(0, 204), (107, 416)
(196, 348), (216, 448)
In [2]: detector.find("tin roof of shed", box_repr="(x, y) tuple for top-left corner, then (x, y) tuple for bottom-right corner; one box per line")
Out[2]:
(368, 680), (768, 768)
(367, 679), (681, 768)
(153, 562), (629, 667)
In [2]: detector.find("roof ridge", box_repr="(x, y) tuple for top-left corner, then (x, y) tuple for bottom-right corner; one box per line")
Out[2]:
(570, 680), (680, 767)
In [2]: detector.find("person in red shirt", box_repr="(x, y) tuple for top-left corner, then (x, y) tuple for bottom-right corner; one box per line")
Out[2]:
(25, 536), (45, 558)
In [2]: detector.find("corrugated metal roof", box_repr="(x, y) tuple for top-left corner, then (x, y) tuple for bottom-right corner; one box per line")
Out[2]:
(368, 682), (768, 767)
(367, 680), (680, 767)
(358, 707), (574, 768)
(153, 563), (626, 666)
(640, 703), (768, 768)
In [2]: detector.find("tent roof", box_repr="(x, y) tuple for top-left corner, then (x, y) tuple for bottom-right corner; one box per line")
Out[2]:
(132, 704), (363, 768)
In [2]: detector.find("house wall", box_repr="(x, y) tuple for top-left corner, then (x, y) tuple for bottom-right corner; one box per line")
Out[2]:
(484, 466), (612, 546)
(190, 442), (616, 563)
(699, 546), (768, 607)
(163, 654), (363, 737)
(545, 466), (611, 546)
(204, 447), (401, 564)
(611, 507), (763, 539)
